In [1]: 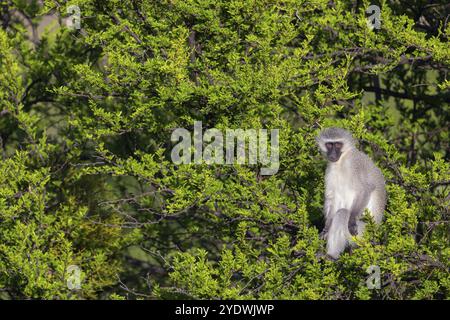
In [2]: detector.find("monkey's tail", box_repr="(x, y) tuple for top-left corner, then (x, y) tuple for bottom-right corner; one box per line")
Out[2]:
(326, 209), (351, 259)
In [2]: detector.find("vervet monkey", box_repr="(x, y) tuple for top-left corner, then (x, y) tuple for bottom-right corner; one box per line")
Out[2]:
(316, 128), (386, 259)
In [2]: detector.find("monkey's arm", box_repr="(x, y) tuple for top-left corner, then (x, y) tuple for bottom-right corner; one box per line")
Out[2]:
(348, 186), (373, 235)
(321, 196), (334, 239)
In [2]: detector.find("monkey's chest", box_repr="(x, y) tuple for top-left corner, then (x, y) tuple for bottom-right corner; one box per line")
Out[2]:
(327, 170), (357, 209)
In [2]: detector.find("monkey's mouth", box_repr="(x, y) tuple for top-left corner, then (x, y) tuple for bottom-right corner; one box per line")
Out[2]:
(329, 156), (340, 162)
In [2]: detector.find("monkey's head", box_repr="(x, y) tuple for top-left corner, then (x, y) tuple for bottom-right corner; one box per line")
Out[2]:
(316, 127), (356, 162)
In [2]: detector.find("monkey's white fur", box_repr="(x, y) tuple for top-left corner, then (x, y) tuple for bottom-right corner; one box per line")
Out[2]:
(326, 209), (351, 259)
(317, 128), (386, 259)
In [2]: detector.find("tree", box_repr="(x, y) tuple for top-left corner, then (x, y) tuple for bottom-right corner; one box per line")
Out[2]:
(0, 0), (448, 299)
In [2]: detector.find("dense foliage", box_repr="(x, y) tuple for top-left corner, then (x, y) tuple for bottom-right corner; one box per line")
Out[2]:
(0, 0), (448, 299)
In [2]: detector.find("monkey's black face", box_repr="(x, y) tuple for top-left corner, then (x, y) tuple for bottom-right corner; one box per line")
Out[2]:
(325, 142), (343, 162)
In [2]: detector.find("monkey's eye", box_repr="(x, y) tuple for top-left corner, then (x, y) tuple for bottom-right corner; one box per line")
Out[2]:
(325, 142), (333, 149)
(334, 142), (343, 149)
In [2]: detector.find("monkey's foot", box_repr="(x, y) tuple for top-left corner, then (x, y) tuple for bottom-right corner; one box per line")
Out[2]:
(348, 222), (358, 236)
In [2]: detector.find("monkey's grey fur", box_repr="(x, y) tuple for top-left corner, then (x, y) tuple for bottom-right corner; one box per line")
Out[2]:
(316, 127), (386, 259)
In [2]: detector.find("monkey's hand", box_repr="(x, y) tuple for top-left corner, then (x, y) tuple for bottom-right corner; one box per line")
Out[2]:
(348, 219), (358, 236)
(319, 229), (328, 240)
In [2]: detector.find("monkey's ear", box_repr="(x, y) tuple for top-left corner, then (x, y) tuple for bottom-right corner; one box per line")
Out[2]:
(315, 135), (326, 151)
(314, 135), (320, 147)
(315, 134), (320, 145)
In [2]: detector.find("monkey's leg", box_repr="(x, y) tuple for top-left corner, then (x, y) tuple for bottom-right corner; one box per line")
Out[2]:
(326, 209), (351, 259)
(349, 189), (372, 236)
